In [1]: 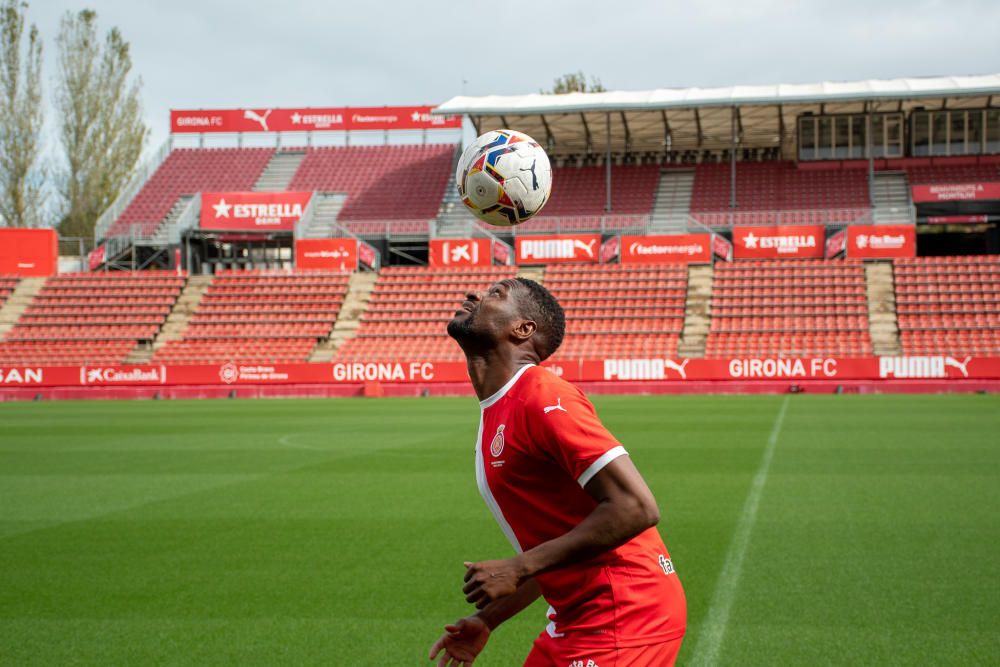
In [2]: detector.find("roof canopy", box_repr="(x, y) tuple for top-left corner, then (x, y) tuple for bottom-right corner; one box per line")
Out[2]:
(434, 74), (1000, 159)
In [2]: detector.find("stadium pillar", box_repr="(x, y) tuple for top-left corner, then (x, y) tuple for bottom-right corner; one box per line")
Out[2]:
(866, 106), (875, 209)
(730, 107), (737, 210)
(605, 113), (612, 213)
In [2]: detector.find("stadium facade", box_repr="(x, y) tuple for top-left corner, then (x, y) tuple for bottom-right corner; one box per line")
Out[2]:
(0, 74), (998, 398)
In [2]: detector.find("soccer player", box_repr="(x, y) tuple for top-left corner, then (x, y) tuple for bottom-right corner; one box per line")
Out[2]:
(429, 277), (686, 666)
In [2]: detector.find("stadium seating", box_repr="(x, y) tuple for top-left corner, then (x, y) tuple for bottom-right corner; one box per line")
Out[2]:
(0, 276), (18, 308)
(152, 270), (349, 364)
(689, 161), (870, 226)
(110, 148), (274, 238)
(545, 264), (686, 361)
(287, 144), (454, 235)
(528, 165), (659, 232)
(705, 259), (873, 357)
(894, 256), (1000, 355)
(888, 156), (1000, 184)
(334, 266), (516, 362)
(0, 272), (185, 364)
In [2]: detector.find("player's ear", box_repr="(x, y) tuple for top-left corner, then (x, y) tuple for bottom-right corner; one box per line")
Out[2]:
(511, 318), (536, 341)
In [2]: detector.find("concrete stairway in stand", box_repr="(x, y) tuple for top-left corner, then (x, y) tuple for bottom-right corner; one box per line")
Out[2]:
(149, 195), (194, 246)
(648, 170), (694, 234)
(253, 151), (306, 192)
(865, 260), (901, 356)
(300, 193), (348, 239)
(871, 171), (914, 225)
(516, 266), (545, 283)
(309, 271), (378, 362)
(0, 278), (45, 341)
(137, 275), (211, 363)
(678, 264), (713, 358)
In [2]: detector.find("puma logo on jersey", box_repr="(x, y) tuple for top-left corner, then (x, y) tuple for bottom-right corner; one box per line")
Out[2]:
(543, 398), (567, 414)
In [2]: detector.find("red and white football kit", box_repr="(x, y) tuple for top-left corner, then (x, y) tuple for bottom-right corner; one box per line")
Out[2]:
(475, 365), (686, 661)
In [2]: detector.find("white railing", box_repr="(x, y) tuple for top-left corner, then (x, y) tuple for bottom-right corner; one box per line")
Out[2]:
(93, 137), (173, 242)
(293, 192), (320, 238)
(169, 194), (201, 244)
(687, 208), (874, 230)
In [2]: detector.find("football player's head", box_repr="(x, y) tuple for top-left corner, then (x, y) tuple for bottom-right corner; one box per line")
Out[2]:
(447, 277), (564, 362)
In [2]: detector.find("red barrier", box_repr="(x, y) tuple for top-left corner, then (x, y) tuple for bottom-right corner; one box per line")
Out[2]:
(0, 228), (57, 276)
(429, 239), (492, 267)
(516, 234), (600, 264)
(846, 225), (916, 258)
(732, 225), (825, 259)
(1, 356), (998, 389)
(170, 106), (460, 134)
(201, 192), (312, 231)
(295, 238), (358, 271)
(620, 234), (712, 264)
(912, 182), (1000, 202)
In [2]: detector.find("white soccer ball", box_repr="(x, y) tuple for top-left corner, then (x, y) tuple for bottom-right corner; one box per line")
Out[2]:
(456, 129), (552, 227)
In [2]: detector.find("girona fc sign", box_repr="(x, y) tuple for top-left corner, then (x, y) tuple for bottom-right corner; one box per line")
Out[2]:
(429, 239), (492, 267)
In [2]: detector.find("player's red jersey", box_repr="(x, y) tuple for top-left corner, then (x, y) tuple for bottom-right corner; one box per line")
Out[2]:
(475, 365), (686, 649)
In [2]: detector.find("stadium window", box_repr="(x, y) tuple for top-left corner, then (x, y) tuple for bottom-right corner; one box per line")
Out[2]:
(817, 117), (834, 159)
(883, 114), (903, 158)
(834, 116), (851, 158)
(968, 111), (984, 153)
(931, 112), (949, 155)
(850, 116), (866, 159)
(987, 110), (1000, 153)
(799, 116), (817, 160)
(912, 112), (930, 156)
(950, 112), (968, 154)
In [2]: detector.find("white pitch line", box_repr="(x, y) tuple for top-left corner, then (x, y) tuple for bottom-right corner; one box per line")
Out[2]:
(689, 395), (790, 667)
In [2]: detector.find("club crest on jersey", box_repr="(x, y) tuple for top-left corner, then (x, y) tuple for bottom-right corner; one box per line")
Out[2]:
(490, 424), (505, 457)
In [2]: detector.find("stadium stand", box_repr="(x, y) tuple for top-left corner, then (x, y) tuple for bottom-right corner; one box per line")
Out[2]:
(894, 256), (1000, 355)
(529, 165), (659, 231)
(689, 161), (870, 226)
(287, 144), (454, 235)
(151, 270), (349, 364)
(705, 259), (873, 357)
(0, 272), (184, 365)
(545, 264), (686, 361)
(333, 266), (517, 361)
(109, 148), (275, 238)
(891, 156), (1000, 184)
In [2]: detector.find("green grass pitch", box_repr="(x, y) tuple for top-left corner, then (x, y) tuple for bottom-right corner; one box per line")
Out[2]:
(1, 394), (998, 665)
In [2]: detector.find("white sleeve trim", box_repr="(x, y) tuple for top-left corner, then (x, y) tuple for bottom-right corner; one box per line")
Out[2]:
(577, 446), (628, 488)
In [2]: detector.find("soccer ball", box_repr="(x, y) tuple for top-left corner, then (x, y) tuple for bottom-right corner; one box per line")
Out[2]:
(456, 129), (552, 227)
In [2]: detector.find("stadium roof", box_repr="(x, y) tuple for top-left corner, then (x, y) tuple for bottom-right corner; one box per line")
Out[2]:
(434, 74), (1000, 159)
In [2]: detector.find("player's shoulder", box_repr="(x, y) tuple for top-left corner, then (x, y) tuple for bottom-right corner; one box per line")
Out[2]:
(518, 365), (586, 407)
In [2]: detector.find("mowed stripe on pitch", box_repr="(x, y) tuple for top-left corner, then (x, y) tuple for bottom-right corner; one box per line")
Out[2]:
(688, 395), (790, 667)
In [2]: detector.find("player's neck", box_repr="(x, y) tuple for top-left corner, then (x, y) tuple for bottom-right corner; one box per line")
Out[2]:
(465, 351), (535, 402)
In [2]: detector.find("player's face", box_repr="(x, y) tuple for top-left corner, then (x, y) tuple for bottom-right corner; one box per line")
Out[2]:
(447, 279), (523, 346)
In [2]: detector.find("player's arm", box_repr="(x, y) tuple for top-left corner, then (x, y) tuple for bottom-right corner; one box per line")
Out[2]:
(463, 457), (658, 608)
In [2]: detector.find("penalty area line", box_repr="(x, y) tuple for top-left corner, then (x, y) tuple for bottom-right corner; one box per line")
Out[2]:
(688, 395), (790, 667)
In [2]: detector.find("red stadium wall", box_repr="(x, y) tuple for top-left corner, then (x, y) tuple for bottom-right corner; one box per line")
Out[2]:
(0, 228), (58, 277)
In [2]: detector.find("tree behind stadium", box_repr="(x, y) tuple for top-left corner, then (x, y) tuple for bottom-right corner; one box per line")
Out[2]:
(0, 0), (44, 228)
(55, 9), (147, 238)
(547, 71), (606, 94)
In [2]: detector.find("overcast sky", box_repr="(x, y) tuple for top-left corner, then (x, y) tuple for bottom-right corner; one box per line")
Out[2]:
(27, 0), (1000, 151)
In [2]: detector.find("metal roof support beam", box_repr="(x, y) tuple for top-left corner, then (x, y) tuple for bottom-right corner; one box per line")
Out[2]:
(619, 111), (631, 156)
(500, 115), (510, 128)
(661, 110), (672, 155)
(580, 113), (592, 155)
(866, 103), (875, 209)
(694, 108), (703, 147)
(539, 115), (555, 150)
(777, 105), (785, 155)
(469, 115), (481, 136)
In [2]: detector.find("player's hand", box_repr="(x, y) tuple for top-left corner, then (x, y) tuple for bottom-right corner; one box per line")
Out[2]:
(462, 558), (523, 609)
(428, 615), (490, 666)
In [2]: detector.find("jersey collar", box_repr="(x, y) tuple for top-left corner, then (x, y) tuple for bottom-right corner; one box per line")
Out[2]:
(479, 364), (535, 410)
